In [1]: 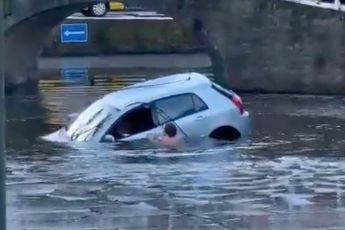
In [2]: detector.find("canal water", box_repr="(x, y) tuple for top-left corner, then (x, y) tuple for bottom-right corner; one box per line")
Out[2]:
(5, 67), (345, 229)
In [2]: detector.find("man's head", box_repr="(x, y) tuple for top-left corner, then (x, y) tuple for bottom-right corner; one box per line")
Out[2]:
(164, 123), (177, 137)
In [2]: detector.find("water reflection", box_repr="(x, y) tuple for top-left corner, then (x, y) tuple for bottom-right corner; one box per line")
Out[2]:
(6, 69), (345, 229)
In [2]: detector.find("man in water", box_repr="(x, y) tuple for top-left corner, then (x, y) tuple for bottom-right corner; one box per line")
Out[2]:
(149, 122), (183, 146)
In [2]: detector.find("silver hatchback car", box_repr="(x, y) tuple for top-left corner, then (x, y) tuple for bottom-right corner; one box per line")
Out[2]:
(43, 72), (250, 143)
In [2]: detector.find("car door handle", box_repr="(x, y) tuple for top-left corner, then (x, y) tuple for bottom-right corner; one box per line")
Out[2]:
(196, 115), (205, 121)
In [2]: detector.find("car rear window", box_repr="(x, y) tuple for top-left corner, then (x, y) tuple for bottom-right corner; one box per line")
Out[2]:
(192, 94), (208, 112)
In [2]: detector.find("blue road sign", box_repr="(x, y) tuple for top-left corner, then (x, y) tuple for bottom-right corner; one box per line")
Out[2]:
(60, 23), (88, 43)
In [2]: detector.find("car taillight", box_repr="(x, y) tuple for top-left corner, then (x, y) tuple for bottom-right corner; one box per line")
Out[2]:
(231, 95), (244, 115)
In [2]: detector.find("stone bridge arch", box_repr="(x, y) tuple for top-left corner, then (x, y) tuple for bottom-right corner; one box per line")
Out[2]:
(4, 0), (108, 86)
(4, 0), (228, 88)
(6, 0), (345, 93)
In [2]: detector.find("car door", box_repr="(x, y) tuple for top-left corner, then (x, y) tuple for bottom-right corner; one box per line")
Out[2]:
(118, 103), (164, 141)
(153, 93), (211, 138)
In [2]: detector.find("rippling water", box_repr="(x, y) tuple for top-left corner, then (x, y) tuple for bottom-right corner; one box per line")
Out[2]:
(5, 71), (345, 229)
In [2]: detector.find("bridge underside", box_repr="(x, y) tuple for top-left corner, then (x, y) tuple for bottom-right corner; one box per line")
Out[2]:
(5, 8), (77, 87)
(5, 0), (345, 93)
(4, 0), (225, 89)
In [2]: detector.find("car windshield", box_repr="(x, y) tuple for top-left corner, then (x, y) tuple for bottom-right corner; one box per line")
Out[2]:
(67, 99), (120, 141)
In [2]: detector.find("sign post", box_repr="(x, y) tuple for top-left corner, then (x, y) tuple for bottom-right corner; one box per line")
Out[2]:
(60, 23), (88, 43)
(0, 0), (6, 229)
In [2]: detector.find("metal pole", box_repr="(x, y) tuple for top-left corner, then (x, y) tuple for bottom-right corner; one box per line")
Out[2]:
(0, 0), (6, 228)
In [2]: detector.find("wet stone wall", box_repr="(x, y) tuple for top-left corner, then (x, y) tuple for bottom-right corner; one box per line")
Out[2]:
(42, 0), (345, 94)
(213, 0), (345, 94)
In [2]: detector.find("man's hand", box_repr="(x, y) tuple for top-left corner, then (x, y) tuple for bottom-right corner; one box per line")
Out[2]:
(147, 133), (160, 142)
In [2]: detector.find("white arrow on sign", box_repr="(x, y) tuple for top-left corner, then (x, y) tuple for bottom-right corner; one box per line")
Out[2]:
(64, 30), (85, 37)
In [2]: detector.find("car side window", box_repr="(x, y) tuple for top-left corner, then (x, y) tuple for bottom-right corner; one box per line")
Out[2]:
(192, 94), (208, 112)
(154, 94), (208, 124)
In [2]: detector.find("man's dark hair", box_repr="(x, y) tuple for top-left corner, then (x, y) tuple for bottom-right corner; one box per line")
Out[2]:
(164, 123), (177, 137)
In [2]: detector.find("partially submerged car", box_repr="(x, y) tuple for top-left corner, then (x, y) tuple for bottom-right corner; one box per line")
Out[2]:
(43, 72), (250, 143)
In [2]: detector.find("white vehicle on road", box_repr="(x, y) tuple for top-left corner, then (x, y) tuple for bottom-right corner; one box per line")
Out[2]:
(43, 72), (250, 143)
(80, 1), (144, 17)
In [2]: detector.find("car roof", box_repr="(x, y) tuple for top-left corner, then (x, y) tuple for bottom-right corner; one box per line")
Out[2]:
(102, 72), (212, 110)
